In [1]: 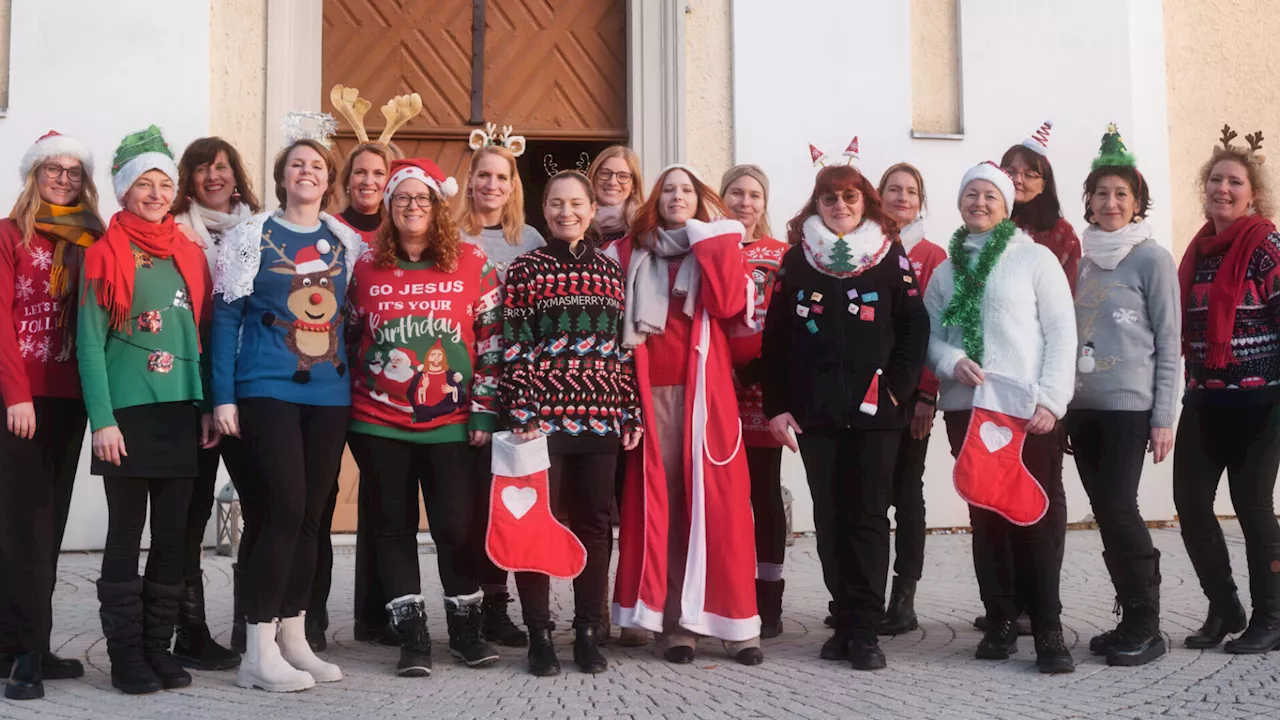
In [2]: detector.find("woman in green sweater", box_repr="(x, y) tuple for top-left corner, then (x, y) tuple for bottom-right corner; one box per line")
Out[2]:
(77, 126), (217, 695)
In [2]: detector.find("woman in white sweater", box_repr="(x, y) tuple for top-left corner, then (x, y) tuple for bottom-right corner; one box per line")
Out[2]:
(924, 161), (1076, 674)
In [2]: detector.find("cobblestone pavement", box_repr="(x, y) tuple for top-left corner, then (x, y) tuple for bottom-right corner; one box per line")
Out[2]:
(4, 523), (1280, 719)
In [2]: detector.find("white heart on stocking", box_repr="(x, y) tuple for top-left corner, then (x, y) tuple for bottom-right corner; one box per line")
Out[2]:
(979, 421), (1013, 453)
(501, 485), (537, 519)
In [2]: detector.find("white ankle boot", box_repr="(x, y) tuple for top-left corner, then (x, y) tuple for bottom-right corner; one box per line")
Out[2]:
(236, 621), (315, 692)
(278, 612), (343, 682)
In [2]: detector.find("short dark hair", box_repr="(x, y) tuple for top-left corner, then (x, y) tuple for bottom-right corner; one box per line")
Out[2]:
(1001, 144), (1062, 233)
(173, 137), (262, 215)
(1083, 166), (1152, 225)
(272, 140), (338, 209)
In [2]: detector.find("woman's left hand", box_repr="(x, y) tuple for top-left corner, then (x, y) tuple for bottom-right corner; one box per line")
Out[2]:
(622, 427), (643, 451)
(513, 428), (542, 441)
(1025, 406), (1057, 435)
(469, 430), (492, 447)
(1149, 426), (1173, 464)
(200, 413), (222, 449)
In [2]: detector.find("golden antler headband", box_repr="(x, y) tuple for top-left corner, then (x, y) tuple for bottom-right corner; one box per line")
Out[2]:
(469, 122), (527, 157)
(329, 85), (424, 146)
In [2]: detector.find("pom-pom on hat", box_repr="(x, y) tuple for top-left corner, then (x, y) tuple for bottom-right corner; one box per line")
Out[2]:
(384, 158), (459, 208)
(1092, 122), (1137, 171)
(958, 161), (1016, 216)
(1022, 120), (1053, 156)
(20, 131), (94, 182)
(111, 125), (179, 205)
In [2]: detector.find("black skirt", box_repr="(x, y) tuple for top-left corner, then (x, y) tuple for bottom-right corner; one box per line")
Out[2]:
(92, 402), (201, 479)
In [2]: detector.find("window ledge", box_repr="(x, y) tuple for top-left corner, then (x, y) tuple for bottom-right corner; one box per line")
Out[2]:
(911, 130), (964, 141)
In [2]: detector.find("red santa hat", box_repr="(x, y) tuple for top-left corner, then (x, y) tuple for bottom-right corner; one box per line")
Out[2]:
(20, 130), (94, 182)
(294, 245), (329, 275)
(1021, 120), (1053, 156)
(809, 144), (828, 167)
(385, 158), (459, 207)
(841, 137), (860, 165)
(860, 369), (882, 416)
(389, 347), (416, 365)
(958, 161), (1016, 216)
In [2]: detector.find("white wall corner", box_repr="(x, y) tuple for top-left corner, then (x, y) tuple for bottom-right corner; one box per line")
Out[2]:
(628, 0), (687, 181)
(1126, 0), (1173, 252)
(264, 0), (324, 200)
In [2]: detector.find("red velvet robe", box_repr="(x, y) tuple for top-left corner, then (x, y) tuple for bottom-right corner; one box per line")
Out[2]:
(610, 218), (761, 641)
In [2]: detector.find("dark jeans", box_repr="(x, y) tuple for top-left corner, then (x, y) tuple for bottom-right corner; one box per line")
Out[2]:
(0, 398), (86, 653)
(515, 453), (617, 630)
(347, 432), (479, 599)
(184, 437), (251, 578)
(307, 473), (340, 631)
(474, 447), (511, 589)
(945, 411), (1066, 632)
(1173, 403), (1280, 605)
(890, 425), (929, 581)
(101, 476), (194, 585)
(353, 471), (389, 630)
(747, 447), (787, 571)
(798, 428), (899, 640)
(238, 398), (349, 624)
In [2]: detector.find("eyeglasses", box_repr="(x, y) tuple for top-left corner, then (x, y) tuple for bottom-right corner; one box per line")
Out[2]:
(391, 194), (433, 208)
(1002, 167), (1042, 181)
(596, 169), (633, 184)
(41, 163), (83, 182)
(819, 191), (861, 208)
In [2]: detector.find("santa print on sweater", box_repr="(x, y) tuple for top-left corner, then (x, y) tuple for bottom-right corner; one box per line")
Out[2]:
(346, 244), (502, 439)
(727, 236), (789, 447)
(0, 220), (80, 405)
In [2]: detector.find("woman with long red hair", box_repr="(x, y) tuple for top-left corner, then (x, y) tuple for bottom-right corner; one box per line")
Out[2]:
(611, 165), (763, 665)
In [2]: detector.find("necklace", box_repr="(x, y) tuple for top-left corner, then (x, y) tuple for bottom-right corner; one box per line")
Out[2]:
(941, 219), (1014, 364)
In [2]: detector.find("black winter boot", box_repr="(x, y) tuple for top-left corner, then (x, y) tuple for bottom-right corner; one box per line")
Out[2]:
(756, 579), (785, 639)
(173, 575), (241, 670)
(386, 595), (433, 677)
(1033, 629), (1075, 674)
(230, 563), (246, 654)
(879, 577), (918, 636)
(142, 580), (192, 689)
(1107, 551), (1166, 666)
(1089, 551), (1126, 654)
(1224, 543), (1280, 654)
(975, 617), (1018, 660)
(572, 626), (607, 674)
(4, 652), (43, 700)
(481, 590), (528, 647)
(1185, 592), (1247, 649)
(526, 627), (560, 677)
(847, 637), (886, 671)
(445, 594), (500, 667)
(98, 578), (163, 695)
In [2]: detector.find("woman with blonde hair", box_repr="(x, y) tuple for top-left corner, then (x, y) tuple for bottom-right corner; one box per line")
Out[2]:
(336, 142), (398, 244)
(0, 131), (103, 700)
(588, 145), (644, 250)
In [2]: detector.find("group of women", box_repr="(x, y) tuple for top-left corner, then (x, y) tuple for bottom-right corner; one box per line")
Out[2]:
(3, 116), (1280, 700)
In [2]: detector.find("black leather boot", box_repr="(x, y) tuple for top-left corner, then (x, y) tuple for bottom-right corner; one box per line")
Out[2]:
(847, 637), (886, 671)
(445, 594), (500, 667)
(1089, 551), (1125, 654)
(1107, 550), (1166, 666)
(4, 652), (43, 700)
(173, 575), (240, 670)
(879, 577), (918, 635)
(1185, 592), (1247, 649)
(975, 617), (1018, 660)
(481, 590), (529, 647)
(387, 595), (433, 677)
(142, 580), (192, 689)
(756, 579), (784, 639)
(230, 562), (246, 654)
(527, 627), (560, 677)
(1224, 543), (1280, 654)
(819, 628), (849, 661)
(572, 626), (607, 674)
(98, 578), (163, 695)
(1033, 629), (1075, 674)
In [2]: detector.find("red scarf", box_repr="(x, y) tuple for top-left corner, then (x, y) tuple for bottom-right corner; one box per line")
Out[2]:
(82, 210), (211, 347)
(1177, 214), (1277, 367)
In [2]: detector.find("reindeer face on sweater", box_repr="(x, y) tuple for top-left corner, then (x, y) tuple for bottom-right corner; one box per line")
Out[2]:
(273, 265), (343, 325)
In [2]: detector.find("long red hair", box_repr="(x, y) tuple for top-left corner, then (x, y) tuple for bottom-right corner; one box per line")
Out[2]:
(786, 165), (899, 245)
(629, 166), (729, 248)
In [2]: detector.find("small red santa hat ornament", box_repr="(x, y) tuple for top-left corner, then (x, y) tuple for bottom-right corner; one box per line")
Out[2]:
(1022, 120), (1053, 156)
(294, 246), (329, 275)
(385, 158), (459, 207)
(860, 369), (882, 416)
(809, 143), (828, 168)
(20, 130), (94, 182)
(842, 136), (860, 165)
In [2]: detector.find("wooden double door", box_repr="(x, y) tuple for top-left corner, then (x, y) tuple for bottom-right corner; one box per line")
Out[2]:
(322, 0), (629, 531)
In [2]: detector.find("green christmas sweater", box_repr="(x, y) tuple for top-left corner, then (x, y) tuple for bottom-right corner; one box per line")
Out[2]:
(77, 249), (209, 432)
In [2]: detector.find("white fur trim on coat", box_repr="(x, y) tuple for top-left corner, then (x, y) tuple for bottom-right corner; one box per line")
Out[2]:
(213, 210), (367, 303)
(490, 431), (550, 477)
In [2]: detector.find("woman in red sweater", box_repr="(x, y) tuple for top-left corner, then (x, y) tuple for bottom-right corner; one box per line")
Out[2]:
(1001, 122), (1082, 292)
(0, 131), (104, 700)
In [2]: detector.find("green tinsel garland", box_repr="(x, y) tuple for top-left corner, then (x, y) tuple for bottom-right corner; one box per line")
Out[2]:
(941, 219), (1015, 364)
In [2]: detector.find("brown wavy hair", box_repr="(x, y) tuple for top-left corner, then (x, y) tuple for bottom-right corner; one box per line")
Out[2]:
(786, 165), (899, 246)
(173, 137), (262, 216)
(273, 139), (338, 209)
(337, 141), (402, 212)
(629, 166), (729, 248)
(373, 186), (463, 271)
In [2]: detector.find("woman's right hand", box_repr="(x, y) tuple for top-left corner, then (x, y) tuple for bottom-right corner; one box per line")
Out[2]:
(954, 358), (985, 387)
(6, 402), (36, 440)
(214, 404), (240, 437)
(514, 428), (542, 441)
(93, 426), (127, 466)
(768, 412), (802, 453)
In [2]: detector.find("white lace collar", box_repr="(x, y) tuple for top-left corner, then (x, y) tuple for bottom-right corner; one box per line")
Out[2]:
(213, 210), (367, 303)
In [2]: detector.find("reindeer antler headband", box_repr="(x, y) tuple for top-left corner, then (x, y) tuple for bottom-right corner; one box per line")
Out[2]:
(469, 122), (527, 157)
(1218, 124), (1266, 165)
(329, 84), (424, 146)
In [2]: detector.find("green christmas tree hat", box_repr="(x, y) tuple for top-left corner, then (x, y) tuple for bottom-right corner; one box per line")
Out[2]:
(111, 124), (179, 205)
(1091, 122), (1137, 171)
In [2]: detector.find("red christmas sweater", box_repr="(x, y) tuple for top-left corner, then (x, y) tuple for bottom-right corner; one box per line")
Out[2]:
(904, 234), (947, 398)
(346, 245), (503, 443)
(1019, 217), (1082, 293)
(0, 220), (81, 406)
(727, 236), (788, 447)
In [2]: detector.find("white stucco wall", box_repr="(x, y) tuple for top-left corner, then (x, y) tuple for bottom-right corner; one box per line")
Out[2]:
(732, 0), (1213, 531)
(0, 0), (211, 550)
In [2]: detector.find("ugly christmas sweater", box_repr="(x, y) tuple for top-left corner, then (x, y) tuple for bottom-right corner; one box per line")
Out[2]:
(498, 237), (641, 454)
(1018, 216), (1082, 294)
(1182, 229), (1280, 406)
(727, 235), (789, 447)
(901, 219), (947, 399)
(0, 219), (81, 405)
(346, 244), (503, 443)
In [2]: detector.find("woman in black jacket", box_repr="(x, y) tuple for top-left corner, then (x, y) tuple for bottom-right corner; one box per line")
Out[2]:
(761, 164), (929, 671)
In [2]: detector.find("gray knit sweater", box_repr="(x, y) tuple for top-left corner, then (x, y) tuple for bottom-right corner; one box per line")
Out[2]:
(463, 224), (545, 283)
(1070, 237), (1181, 427)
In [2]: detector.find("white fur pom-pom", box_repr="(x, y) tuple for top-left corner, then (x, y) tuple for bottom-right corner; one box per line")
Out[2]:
(316, 238), (332, 255)
(440, 176), (459, 198)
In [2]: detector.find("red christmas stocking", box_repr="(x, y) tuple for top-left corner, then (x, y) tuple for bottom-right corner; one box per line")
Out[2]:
(485, 432), (587, 579)
(952, 372), (1049, 526)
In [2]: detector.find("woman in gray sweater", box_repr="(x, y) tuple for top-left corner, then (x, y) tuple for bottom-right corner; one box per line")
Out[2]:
(1065, 125), (1179, 668)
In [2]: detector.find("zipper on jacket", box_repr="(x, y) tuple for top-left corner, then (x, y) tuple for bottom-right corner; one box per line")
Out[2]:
(834, 272), (851, 428)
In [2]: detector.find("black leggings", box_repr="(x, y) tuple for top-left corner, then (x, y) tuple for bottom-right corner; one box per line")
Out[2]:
(347, 432), (479, 599)
(890, 425), (929, 581)
(0, 398), (86, 654)
(183, 437), (251, 579)
(102, 477), (194, 585)
(515, 453), (617, 630)
(1174, 403), (1280, 604)
(746, 447), (786, 574)
(1066, 409), (1155, 565)
(237, 398), (349, 624)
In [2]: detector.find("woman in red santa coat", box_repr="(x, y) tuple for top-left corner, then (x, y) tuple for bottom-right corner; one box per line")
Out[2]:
(611, 164), (763, 665)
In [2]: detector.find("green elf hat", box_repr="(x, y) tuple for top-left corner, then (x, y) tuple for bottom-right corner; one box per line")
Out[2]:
(1091, 122), (1137, 171)
(111, 125), (179, 205)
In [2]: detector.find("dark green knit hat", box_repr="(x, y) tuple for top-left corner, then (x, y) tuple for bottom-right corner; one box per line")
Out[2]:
(1092, 122), (1137, 171)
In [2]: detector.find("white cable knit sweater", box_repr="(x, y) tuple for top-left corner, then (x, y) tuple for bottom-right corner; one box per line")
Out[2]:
(924, 226), (1077, 417)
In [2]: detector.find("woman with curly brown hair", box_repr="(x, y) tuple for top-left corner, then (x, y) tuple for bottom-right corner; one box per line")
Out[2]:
(345, 158), (504, 676)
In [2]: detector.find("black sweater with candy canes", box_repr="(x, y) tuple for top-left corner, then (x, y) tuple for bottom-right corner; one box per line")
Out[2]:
(498, 238), (641, 454)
